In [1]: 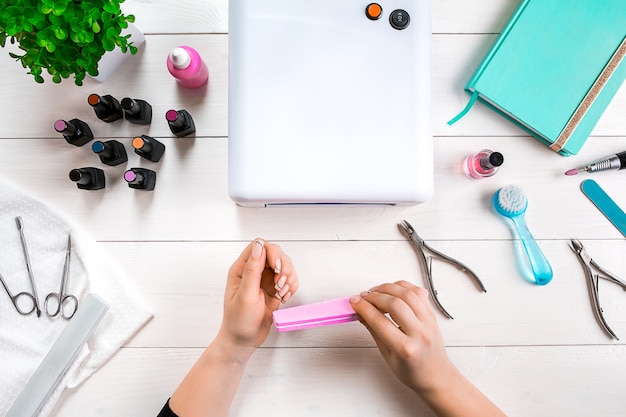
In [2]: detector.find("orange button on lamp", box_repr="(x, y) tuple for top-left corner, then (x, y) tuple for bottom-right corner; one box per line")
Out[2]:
(366, 3), (382, 20)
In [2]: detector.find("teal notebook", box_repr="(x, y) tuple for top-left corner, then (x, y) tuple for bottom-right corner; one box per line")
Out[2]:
(449, 0), (626, 156)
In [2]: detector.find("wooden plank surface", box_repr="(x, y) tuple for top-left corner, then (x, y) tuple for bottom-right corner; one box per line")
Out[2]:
(1, 0), (625, 415)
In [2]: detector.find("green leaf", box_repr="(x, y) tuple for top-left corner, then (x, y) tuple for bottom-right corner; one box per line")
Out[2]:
(102, 35), (115, 51)
(39, 4), (53, 14)
(102, 1), (120, 15)
(85, 42), (100, 54)
(36, 29), (57, 52)
(28, 13), (47, 30)
(49, 13), (63, 26)
(52, 26), (68, 40)
(92, 21), (100, 33)
(69, 17), (82, 32)
(52, 0), (69, 16)
(88, 7), (101, 21)
(60, 6), (75, 22)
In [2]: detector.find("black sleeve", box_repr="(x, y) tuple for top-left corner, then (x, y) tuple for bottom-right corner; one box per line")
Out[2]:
(157, 399), (179, 417)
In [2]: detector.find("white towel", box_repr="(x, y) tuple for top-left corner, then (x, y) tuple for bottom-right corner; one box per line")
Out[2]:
(0, 179), (153, 417)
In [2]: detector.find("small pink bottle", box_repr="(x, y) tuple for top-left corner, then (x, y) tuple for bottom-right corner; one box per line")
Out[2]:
(463, 149), (504, 179)
(166, 46), (209, 88)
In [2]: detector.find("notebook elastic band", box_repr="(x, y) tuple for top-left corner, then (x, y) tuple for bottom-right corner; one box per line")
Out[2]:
(551, 36), (626, 152)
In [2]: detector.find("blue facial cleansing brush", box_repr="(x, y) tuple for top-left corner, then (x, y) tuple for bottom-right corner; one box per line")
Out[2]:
(493, 185), (553, 285)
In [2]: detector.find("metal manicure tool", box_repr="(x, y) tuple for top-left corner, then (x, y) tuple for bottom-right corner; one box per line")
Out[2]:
(569, 239), (626, 340)
(15, 216), (42, 317)
(45, 236), (79, 320)
(0, 272), (39, 316)
(398, 220), (486, 319)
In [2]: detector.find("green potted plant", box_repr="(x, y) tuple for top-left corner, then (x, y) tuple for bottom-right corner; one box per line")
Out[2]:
(0, 0), (139, 85)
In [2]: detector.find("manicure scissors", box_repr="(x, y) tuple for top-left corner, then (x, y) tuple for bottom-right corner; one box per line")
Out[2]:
(45, 236), (79, 320)
(16, 216), (42, 317)
(0, 273), (39, 315)
(569, 239), (626, 340)
(398, 220), (486, 319)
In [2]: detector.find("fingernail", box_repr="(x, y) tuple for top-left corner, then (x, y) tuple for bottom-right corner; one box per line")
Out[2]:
(252, 240), (264, 259)
(274, 258), (282, 274)
(360, 290), (371, 297)
(281, 292), (292, 303)
(274, 275), (287, 291)
(349, 295), (361, 303)
(278, 284), (290, 298)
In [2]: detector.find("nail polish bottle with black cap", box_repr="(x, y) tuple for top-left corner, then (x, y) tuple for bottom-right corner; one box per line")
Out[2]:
(69, 167), (106, 190)
(92, 140), (128, 166)
(124, 168), (157, 191)
(121, 97), (152, 125)
(54, 119), (93, 146)
(166, 109), (196, 137)
(88, 94), (123, 122)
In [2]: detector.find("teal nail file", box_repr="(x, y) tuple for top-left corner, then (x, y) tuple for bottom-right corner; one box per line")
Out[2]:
(581, 179), (626, 238)
(7, 293), (109, 417)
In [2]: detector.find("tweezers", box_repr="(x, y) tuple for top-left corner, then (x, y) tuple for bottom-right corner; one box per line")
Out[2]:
(398, 220), (486, 319)
(569, 239), (626, 340)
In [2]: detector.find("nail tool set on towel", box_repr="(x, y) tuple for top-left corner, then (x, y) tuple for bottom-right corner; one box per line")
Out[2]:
(0, 217), (78, 320)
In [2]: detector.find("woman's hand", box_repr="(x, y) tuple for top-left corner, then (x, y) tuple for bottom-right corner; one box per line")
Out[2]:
(217, 239), (299, 360)
(349, 281), (453, 394)
(169, 239), (300, 417)
(350, 281), (507, 417)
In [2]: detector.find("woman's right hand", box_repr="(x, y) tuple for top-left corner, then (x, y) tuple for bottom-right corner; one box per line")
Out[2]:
(350, 281), (507, 417)
(349, 281), (455, 394)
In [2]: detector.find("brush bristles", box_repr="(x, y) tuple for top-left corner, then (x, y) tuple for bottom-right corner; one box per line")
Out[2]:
(497, 185), (527, 214)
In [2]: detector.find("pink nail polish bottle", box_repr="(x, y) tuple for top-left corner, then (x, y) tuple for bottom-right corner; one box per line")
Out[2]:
(166, 46), (209, 88)
(463, 149), (504, 179)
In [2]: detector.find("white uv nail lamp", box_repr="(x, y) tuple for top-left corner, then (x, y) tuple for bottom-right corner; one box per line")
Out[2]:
(228, 0), (433, 207)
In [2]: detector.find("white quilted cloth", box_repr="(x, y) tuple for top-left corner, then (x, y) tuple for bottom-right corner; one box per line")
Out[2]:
(0, 179), (152, 416)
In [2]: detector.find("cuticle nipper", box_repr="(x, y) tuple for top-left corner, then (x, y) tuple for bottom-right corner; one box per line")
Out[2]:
(569, 239), (626, 340)
(398, 220), (486, 319)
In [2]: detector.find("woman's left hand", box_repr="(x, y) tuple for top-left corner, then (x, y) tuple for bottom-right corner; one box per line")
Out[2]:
(217, 239), (299, 359)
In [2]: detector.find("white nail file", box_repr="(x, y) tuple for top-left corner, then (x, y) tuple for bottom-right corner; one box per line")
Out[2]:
(7, 293), (109, 417)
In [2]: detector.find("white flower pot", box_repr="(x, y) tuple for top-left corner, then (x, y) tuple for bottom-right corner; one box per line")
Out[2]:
(89, 23), (145, 83)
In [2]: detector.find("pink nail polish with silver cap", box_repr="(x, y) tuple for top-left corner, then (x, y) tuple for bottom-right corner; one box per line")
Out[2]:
(463, 149), (504, 179)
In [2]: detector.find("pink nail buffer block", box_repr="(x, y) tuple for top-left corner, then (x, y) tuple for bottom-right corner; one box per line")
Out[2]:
(272, 296), (359, 332)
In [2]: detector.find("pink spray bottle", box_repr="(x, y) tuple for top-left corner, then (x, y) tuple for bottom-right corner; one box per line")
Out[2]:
(166, 46), (209, 88)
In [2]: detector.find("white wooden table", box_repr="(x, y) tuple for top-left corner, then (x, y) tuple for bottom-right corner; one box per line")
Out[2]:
(1, 0), (626, 415)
